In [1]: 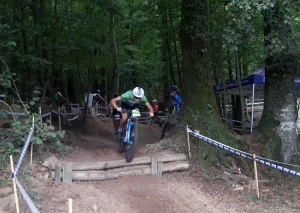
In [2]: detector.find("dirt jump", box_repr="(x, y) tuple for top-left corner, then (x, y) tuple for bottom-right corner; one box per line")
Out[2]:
(1, 116), (300, 213)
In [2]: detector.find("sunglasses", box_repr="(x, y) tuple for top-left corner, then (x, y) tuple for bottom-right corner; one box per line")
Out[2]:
(134, 96), (141, 100)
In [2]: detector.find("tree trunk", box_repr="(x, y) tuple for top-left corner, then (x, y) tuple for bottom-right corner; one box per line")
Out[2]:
(227, 54), (236, 122)
(109, 1), (119, 94)
(180, 0), (223, 139)
(257, 4), (297, 163)
(161, 0), (175, 85)
(235, 51), (245, 134)
(169, 6), (182, 91)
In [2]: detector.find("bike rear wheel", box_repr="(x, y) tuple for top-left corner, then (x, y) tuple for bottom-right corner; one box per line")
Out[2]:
(125, 123), (137, 162)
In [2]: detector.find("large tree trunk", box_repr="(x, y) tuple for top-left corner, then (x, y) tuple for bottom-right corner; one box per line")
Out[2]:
(109, 1), (119, 94)
(257, 4), (297, 163)
(169, 6), (182, 91)
(180, 0), (221, 137)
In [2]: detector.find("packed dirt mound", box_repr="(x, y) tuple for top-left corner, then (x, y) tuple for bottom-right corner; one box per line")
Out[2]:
(82, 116), (161, 147)
(63, 116), (163, 162)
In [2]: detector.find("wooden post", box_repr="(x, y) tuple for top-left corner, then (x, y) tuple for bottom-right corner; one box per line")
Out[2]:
(245, 98), (249, 121)
(30, 142), (33, 166)
(186, 125), (191, 159)
(68, 198), (72, 213)
(253, 154), (260, 198)
(157, 162), (163, 177)
(151, 158), (157, 176)
(10, 155), (20, 213)
(30, 115), (36, 166)
(55, 164), (61, 183)
(77, 104), (80, 120)
(58, 107), (61, 131)
(38, 106), (42, 122)
(63, 164), (72, 184)
(50, 104), (52, 126)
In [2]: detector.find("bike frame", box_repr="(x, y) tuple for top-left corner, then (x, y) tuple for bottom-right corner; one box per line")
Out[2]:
(124, 119), (135, 144)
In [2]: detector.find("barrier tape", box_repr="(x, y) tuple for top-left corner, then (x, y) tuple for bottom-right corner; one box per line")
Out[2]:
(15, 177), (40, 213)
(187, 127), (300, 178)
(13, 121), (35, 177)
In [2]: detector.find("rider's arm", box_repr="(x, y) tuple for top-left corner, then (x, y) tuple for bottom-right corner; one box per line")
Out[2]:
(111, 96), (121, 109)
(106, 101), (112, 114)
(144, 102), (154, 114)
(98, 94), (106, 102)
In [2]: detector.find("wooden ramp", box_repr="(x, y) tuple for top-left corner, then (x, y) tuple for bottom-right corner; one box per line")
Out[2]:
(48, 153), (189, 183)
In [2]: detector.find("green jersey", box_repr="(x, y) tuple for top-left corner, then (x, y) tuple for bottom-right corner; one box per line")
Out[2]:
(121, 90), (147, 106)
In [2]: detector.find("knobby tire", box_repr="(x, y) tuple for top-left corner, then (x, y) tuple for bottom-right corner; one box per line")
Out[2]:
(117, 121), (125, 153)
(125, 123), (137, 162)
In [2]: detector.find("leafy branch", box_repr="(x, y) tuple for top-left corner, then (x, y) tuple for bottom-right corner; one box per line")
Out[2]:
(0, 56), (29, 114)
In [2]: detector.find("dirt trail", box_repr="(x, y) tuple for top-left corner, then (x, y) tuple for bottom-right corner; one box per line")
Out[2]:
(1, 117), (300, 213)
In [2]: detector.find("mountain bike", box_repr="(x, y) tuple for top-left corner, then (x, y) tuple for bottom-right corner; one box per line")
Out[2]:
(115, 109), (141, 162)
(160, 108), (178, 140)
(149, 116), (161, 127)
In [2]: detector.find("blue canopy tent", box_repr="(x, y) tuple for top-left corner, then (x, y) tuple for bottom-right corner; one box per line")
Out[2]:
(213, 68), (300, 132)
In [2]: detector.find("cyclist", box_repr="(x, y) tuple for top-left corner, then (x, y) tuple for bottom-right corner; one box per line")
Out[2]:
(106, 94), (121, 135)
(168, 85), (181, 114)
(150, 99), (159, 127)
(160, 85), (181, 140)
(110, 87), (154, 140)
(55, 88), (67, 111)
(93, 89), (106, 106)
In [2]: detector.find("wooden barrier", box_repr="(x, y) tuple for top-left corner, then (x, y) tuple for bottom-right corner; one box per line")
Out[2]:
(48, 153), (189, 183)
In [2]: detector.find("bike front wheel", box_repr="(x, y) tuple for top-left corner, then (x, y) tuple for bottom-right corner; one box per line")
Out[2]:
(125, 123), (137, 162)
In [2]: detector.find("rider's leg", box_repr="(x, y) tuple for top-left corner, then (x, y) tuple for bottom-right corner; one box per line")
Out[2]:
(119, 112), (128, 129)
(117, 102), (131, 140)
(116, 112), (127, 140)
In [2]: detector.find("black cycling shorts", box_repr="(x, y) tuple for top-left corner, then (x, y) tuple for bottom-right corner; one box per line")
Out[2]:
(112, 109), (122, 117)
(121, 102), (139, 113)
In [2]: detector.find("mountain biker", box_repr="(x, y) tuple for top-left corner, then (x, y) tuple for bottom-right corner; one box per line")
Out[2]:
(93, 89), (106, 106)
(106, 93), (121, 135)
(110, 87), (154, 140)
(168, 85), (181, 114)
(150, 99), (159, 127)
(55, 88), (67, 110)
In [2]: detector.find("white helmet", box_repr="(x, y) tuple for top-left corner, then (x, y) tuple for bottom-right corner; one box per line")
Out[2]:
(152, 99), (157, 103)
(133, 87), (144, 98)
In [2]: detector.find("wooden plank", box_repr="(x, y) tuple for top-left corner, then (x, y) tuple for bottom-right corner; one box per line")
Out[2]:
(63, 164), (72, 184)
(72, 156), (151, 171)
(157, 162), (163, 177)
(151, 158), (157, 176)
(55, 164), (61, 183)
(47, 153), (187, 171)
(70, 161), (189, 181)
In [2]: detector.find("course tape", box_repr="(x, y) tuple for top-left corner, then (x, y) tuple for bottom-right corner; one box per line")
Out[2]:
(41, 112), (51, 118)
(13, 121), (35, 177)
(1, 109), (26, 116)
(15, 177), (40, 213)
(51, 110), (78, 121)
(187, 127), (300, 178)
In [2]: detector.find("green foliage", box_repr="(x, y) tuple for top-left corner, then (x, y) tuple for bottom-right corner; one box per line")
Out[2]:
(0, 62), (65, 161)
(0, 111), (65, 161)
